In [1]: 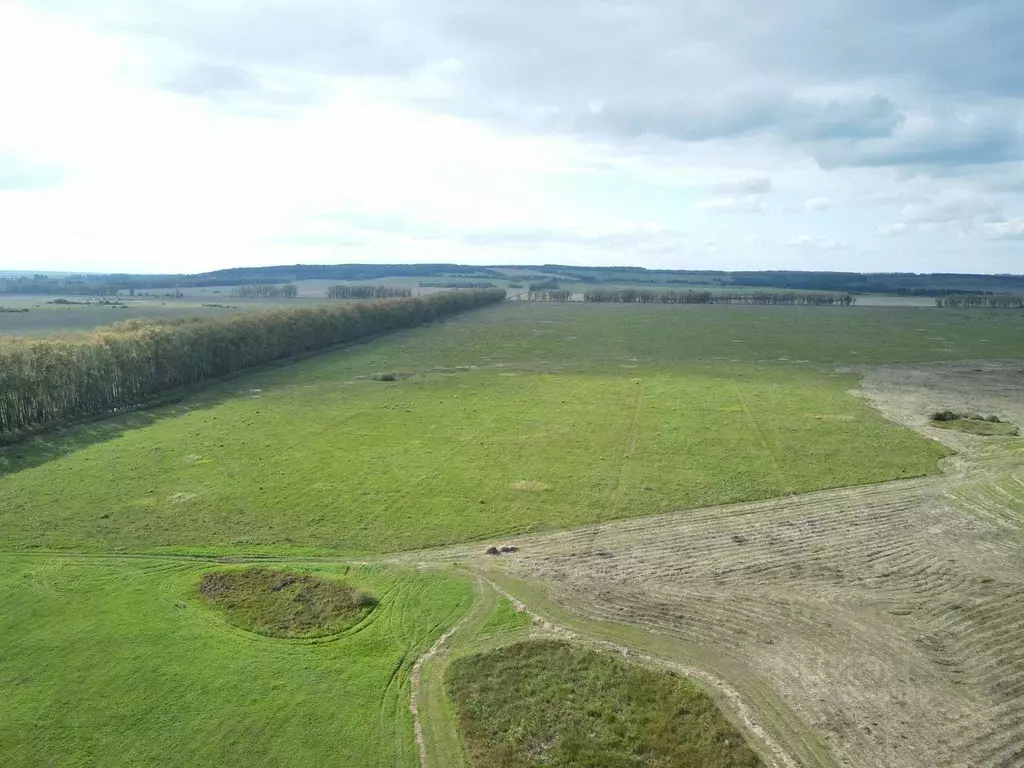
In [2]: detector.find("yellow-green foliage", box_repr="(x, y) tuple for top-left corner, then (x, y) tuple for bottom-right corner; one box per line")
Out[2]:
(0, 289), (504, 437)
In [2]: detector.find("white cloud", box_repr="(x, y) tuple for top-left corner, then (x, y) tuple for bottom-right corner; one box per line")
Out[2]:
(0, 1), (1022, 273)
(786, 235), (847, 250)
(696, 195), (767, 214)
(878, 223), (911, 236)
(712, 177), (772, 195)
(901, 195), (1001, 225)
(804, 196), (836, 211)
(980, 219), (1024, 240)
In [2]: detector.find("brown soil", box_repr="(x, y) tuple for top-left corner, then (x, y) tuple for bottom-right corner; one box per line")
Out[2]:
(403, 361), (1024, 768)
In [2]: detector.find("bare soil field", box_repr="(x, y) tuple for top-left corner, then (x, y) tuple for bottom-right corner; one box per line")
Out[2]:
(403, 361), (1024, 768)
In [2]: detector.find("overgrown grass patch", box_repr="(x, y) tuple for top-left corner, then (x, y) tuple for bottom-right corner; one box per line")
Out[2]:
(930, 411), (1019, 436)
(932, 418), (1018, 436)
(198, 567), (376, 638)
(446, 639), (764, 767)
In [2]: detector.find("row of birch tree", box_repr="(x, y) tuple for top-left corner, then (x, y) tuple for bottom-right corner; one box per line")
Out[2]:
(935, 294), (1024, 308)
(230, 284), (299, 298)
(581, 289), (855, 305)
(0, 289), (505, 439)
(326, 285), (413, 299)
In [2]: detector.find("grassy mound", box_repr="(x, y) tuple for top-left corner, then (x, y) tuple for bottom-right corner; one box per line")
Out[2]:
(930, 411), (1018, 436)
(446, 639), (763, 767)
(198, 568), (376, 638)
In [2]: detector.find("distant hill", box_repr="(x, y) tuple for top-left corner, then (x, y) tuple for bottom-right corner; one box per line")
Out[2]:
(2, 263), (1023, 296)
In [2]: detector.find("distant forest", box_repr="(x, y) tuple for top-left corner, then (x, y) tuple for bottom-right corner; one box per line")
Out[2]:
(2, 264), (1023, 297)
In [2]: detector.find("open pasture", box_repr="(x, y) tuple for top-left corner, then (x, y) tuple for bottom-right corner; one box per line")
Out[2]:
(3, 300), (1023, 768)
(0, 302), (977, 556)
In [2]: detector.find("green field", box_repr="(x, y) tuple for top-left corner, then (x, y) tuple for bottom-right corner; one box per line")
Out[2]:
(0, 296), (292, 337)
(0, 302), (977, 556)
(4, 299), (1021, 767)
(0, 556), (472, 768)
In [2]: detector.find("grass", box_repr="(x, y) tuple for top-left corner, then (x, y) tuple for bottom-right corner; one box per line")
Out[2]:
(0, 365), (949, 555)
(2, 300), (1017, 767)
(197, 567), (377, 638)
(0, 302), (963, 555)
(311, 301), (1024, 370)
(0, 555), (472, 768)
(445, 639), (764, 767)
(476, 598), (533, 637)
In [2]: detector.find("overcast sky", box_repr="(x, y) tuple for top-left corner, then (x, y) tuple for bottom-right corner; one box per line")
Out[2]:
(1, 1), (1022, 274)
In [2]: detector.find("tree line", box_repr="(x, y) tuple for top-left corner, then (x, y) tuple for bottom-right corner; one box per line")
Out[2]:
(581, 289), (855, 305)
(231, 284), (299, 298)
(326, 285), (413, 299)
(0, 289), (506, 439)
(934, 294), (1024, 308)
(524, 290), (573, 301)
(0, 276), (121, 296)
(418, 281), (496, 289)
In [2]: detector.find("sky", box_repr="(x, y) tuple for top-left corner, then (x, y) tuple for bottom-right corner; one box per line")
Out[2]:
(0, 1), (1022, 275)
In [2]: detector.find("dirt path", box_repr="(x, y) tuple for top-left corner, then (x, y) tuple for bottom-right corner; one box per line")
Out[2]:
(399, 361), (1024, 768)
(409, 576), (486, 768)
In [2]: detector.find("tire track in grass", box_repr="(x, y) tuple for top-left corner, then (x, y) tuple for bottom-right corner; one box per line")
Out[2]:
(377, 577), (415, 768)
(729, 379), (792, 497)
(603, 378), (644, 525)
